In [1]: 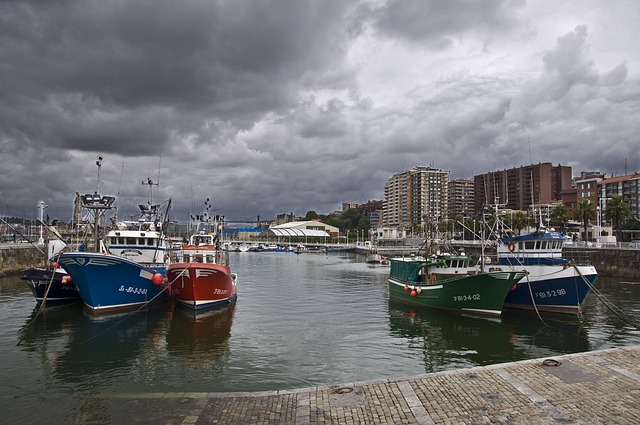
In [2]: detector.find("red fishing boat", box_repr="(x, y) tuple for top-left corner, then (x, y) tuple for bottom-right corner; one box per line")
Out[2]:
(168, 232), (237, 310)
(167, 202), (237, 310)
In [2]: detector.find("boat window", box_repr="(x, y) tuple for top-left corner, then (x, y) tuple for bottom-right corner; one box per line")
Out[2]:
(127, 237), (136, 245)
(147, 238), (154, 246)
(525, 241), (535, 250)
(194, 255), (204, 263)
(518, 241), (523, 250)
(206, 255), (214, 263)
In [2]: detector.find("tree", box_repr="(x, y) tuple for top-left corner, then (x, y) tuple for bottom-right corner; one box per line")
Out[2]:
(550, 205), (569, 232)
(573, 200), (596, 241)
(511, 211), (528, 235)
(305, 210), (319, 220)
(603, 195), (630, 241)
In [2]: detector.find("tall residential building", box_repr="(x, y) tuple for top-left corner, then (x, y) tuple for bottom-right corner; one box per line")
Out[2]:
(358, 200), (384, 229)
(383, 166), (449, 227)
(473, 163), (573, 213)
(575, 173), (604, 218)
(598, 173), (640, 224)
(447, 179), (474, 219)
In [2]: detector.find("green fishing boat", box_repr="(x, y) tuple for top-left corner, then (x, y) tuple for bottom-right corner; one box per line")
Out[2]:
(388, 257), (526, 316)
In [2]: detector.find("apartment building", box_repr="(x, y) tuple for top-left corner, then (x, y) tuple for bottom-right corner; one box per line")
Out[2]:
(447, 179), (474, 219)
(598, 173), (640, 223)
(383, 166), (449, 227)
(473, 163), (573, 213)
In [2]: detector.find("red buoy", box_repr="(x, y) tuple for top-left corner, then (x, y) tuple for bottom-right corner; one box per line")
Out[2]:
(152, 273), (164, 285)
(410, 290), (417, 297)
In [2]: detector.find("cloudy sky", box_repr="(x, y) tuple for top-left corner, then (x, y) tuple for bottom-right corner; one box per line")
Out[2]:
(1, 0), (639, 224)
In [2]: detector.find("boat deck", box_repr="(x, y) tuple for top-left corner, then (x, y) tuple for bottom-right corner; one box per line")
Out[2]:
(99, 345), (640, 424)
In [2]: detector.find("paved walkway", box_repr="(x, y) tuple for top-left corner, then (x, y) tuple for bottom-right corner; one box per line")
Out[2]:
(100, 345), (640, 424)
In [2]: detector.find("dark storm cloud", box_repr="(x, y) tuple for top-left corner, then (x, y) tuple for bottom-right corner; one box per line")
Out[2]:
(0, 0), (357, 151)
(365, 0), (523, 48)
(1, 1), (639, 223)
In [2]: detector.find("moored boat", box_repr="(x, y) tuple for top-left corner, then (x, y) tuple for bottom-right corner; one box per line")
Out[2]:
(365, 251), (389, 264)
(21, 266), (79, 303)
(497, 228), (598, 314)
(21, 235), (80, 303)
(58, 160), (172, 314)
(388, 257), (526, 316)
(168, 233), (237, 310)
(167, 201), (237, 311)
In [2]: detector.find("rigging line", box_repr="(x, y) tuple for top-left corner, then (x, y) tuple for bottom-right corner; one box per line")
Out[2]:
(572, 264), (640, 330)
(520, 272), (590, 345)
(16, 252), (66, 345)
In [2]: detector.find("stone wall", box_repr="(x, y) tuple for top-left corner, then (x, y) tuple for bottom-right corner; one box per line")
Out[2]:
(577, 248), (640, 280)
(0, 245), (46, 276)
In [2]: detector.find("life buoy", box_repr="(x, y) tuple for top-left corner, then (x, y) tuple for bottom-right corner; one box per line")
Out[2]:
(508, 242), (516, 252)
(430, 275), (437, 284)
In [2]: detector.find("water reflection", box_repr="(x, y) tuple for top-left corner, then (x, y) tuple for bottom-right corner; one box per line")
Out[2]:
(19, 303), (173, 390)
(387, 300), (591, 373)
(388, 300), (513, 372)
(165, 302), (236, 373)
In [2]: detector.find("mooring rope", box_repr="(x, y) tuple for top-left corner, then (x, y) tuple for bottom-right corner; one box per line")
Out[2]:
(572, 264), (640, 330)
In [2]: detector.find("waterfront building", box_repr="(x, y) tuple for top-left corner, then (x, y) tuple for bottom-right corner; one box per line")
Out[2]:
(357, 200), (383, 229)
(447, 179), (474, 219)
(382, 166), (449, 228)
(598, 172), (640, 224)
(575, 173), (604, 221)
(341, 202), (360, 211)
(267, 220), (339, 239)
(473, 163), (572, 214)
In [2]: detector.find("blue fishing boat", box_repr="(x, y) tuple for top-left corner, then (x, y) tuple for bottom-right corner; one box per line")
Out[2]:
(58, 159), (171, 314)
(58, 252), (170, 314)
(497, 228), (598, 314)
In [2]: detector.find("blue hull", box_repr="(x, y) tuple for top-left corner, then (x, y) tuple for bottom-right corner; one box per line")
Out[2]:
(58, 252), (170, 314)
(504, 272), (597, 314)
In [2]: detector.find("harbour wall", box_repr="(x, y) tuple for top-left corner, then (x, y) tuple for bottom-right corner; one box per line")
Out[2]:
(0, 244), (45, 276)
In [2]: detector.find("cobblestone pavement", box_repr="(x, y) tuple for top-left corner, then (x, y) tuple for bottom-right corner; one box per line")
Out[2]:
(102, 345), (640, 424)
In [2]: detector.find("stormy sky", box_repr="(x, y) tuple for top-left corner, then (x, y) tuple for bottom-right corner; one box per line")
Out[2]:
(1, 0), (639, 224)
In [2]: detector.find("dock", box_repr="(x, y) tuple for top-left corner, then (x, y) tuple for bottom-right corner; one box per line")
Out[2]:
(98, 345), (640, 424)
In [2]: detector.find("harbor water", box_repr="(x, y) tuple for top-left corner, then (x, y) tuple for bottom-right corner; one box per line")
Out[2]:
(2, 251), (640, 423)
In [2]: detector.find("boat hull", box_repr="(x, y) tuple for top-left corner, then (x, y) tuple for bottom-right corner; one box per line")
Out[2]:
(58, 252), (170, 314)
(503, 265), (597, 314)
(388, 259), (526, 316)
(167, 262), (237, 310)
(21, 268), (80, 303)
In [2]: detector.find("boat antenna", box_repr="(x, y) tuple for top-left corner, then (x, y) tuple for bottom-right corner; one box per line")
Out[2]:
(96, 155), (103, 194)
(115, 156), (126, 219)
(142, 177), (158, 207)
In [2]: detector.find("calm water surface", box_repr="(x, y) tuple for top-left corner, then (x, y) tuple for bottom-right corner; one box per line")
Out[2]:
(2, 251), (640, 422)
